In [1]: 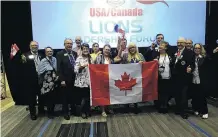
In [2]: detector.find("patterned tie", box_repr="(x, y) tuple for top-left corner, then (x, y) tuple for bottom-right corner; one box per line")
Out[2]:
(68, 53), (75, 67)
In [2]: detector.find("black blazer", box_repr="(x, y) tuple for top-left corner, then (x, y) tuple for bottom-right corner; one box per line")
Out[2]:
(172, 48), (195, 85)
(23, 51), (42, 79)
(56, 49), (77, 83)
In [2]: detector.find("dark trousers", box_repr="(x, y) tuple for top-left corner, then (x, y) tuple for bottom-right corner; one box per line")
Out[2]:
(191, 84), (208, 114)
(158, 79), (171, 110)
(41, 91), (55, 115)
(28, 88), (44, 115)
(61, 82), (77, 115)
(174, 84), (188, 114)
(79, 87), (90, 114)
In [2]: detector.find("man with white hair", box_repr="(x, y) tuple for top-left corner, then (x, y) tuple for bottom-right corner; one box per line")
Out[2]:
(186, 39), (193, 50)
(21, 41), (43, 120)
(56, 38), (78, 120)
(172, 37), (195, 119)
(73, 36), (82, 56)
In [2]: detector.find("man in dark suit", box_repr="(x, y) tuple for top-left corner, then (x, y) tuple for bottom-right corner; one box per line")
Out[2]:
(172, 37), (195, 119)
(22, 41), (43, 120)
(144, 34), (164, 61)
(56, 38), (78, 120)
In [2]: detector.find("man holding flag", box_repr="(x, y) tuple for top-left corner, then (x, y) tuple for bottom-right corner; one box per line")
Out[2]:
(11, 41), (43, 120)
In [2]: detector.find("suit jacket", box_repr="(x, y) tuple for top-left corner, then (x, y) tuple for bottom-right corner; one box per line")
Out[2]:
(172, 48), (195, 85)
(56, 49), (77, 83)
(23, 51), (42, 79)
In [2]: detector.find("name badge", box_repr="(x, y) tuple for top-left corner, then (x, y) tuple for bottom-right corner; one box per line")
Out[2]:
(28, 55), (34, 59)
(181, 61), (186, 65)
(64, 53), (68, 56)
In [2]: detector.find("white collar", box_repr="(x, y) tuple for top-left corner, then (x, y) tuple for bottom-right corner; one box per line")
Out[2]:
(31, 51), (38, 55)
(197, 55), (203, 58)
(178, 47), (185, 53)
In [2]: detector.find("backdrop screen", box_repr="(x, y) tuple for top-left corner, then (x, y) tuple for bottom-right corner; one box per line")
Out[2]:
(31, 0), (206, 48)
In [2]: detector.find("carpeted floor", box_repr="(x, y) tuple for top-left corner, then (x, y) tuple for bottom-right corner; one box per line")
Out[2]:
(1, 103), (218, 137)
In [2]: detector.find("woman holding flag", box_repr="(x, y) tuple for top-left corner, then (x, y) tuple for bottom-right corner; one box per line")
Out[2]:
(122, 42), (145, 113)
(95, 44), (115, 117)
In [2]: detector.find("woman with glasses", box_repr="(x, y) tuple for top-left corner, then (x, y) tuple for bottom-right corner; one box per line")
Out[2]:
(38, 47), (58, 119)
(95, 44), (114, 117)
(191, 43), (208, 119)
(122, 42), (145, 114)
(154, 41), (174, 113)
(74, 43), (93, 119)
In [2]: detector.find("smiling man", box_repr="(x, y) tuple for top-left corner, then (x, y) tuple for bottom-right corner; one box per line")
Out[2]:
(172, 37), (195, 119)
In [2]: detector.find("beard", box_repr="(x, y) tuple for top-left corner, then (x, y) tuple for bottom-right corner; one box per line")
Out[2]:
(31, 48), (38, 53)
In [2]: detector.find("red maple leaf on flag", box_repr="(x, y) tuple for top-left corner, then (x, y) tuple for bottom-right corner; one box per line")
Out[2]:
(115, 72), (137, 96)
(136, 0), (169, 7)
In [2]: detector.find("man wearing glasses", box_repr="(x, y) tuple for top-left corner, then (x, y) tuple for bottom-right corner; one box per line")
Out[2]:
(172, 37), (195, 119)
(186, 39), (193, 50)
(56, 38), (78, 120)
(73, 36), (82, 56)
(21, 41), (43, 120)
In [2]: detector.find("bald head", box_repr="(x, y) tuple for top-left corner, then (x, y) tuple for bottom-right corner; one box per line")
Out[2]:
(29, 41), (39, 53)
(75, 36), (82, 46)
(186, 39), (193, 50)
(177, 37), (186, 50)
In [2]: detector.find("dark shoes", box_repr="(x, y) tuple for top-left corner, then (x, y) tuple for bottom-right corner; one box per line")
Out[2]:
(181, 113), (189, 119)
(30, 114), (37, 120)
(64, 115), (70, 120)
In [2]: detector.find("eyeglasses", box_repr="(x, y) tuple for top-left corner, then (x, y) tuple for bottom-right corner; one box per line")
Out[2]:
(31, 45), (38, 46)
(65, 43), (73, 45)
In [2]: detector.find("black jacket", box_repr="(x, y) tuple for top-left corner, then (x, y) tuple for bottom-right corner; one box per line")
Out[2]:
(172, 48), (195, 85)
(56, 49), (77, 83)
(23, 51), (42, 80)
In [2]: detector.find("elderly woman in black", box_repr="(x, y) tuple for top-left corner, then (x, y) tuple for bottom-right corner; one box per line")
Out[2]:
(154, 41), (174, 113)
(191, 43), (208, 119)
(38, 47), (58, 118)
(74, 43), (93, 119)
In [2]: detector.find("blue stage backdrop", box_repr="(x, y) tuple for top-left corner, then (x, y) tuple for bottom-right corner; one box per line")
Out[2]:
(30, 0), (206, 48)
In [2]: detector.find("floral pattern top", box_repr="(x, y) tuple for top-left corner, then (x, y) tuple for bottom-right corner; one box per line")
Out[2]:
(74, 56), (93, 88)
(40, 70), (58, 94)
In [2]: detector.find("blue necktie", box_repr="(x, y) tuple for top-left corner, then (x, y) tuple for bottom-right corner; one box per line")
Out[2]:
(68, 53), (75, 67)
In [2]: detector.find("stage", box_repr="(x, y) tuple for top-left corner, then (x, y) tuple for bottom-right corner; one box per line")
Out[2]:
(1, 103), (218, 137)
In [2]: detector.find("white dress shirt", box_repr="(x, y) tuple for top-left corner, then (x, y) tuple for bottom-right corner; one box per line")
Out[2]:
(159, 54), (170, 79)
(192, 55), (202, 84)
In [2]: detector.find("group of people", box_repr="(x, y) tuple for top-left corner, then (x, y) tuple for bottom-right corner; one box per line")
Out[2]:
(20, 34), (218, 121)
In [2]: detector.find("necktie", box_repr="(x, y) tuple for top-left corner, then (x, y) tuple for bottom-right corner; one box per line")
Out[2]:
(68, 53), (75, 67)
(177, 51), (181, 57)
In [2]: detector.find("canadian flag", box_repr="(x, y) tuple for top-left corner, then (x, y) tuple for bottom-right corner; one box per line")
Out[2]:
(10, 44), (20, 59)
(89, 61), (158, 106)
